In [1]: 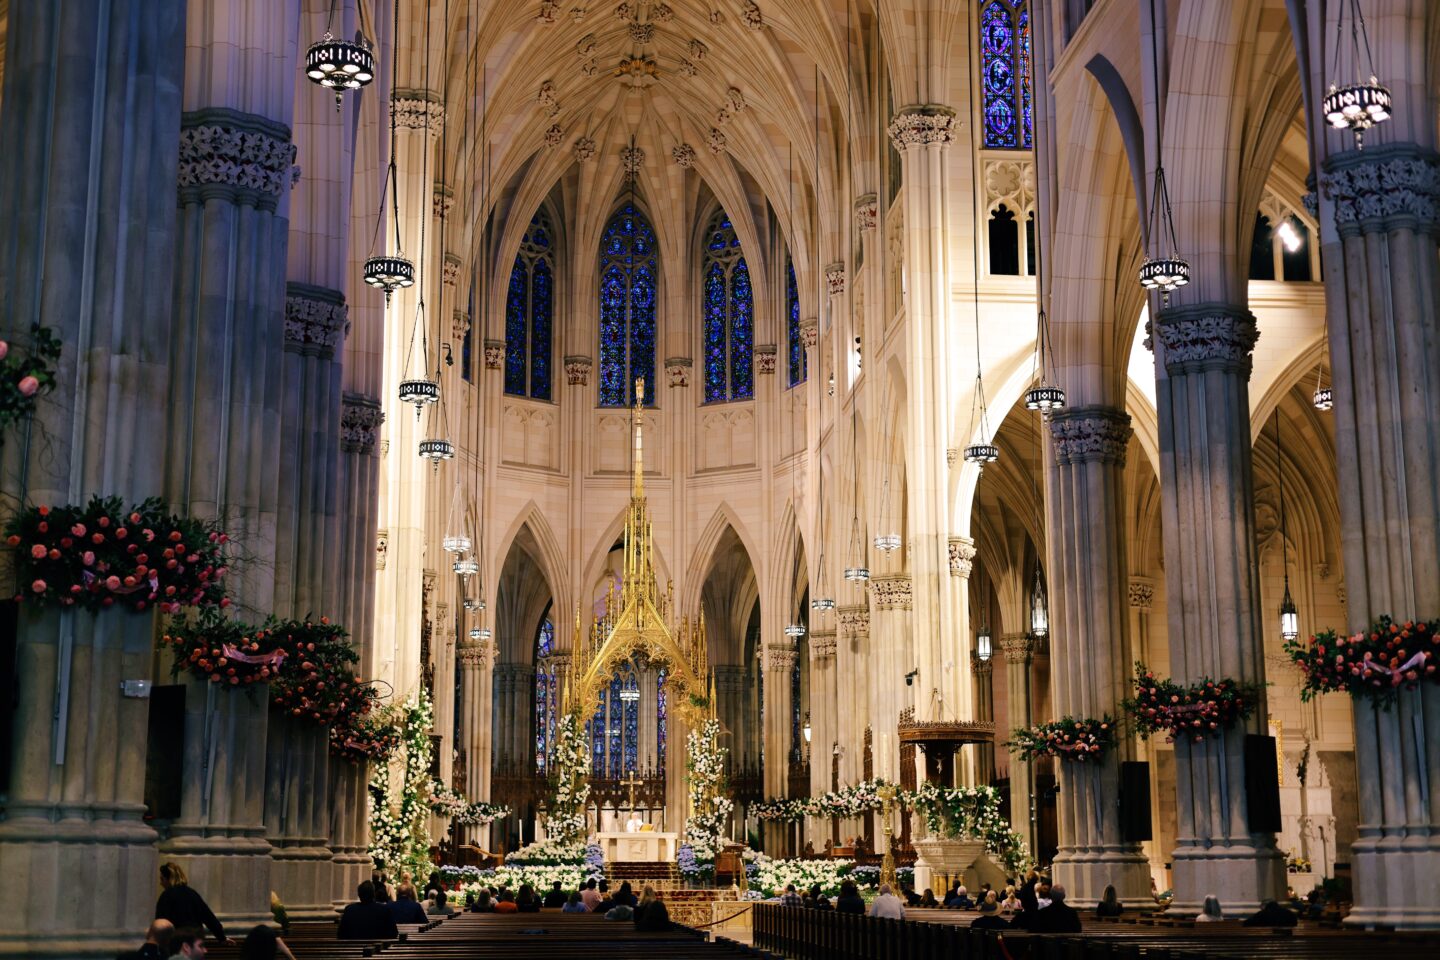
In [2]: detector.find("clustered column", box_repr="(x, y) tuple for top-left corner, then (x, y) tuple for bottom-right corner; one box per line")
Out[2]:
(866, 576), (913, 782)
(1045, 405), (1150, 905)
(761, 642), (797, 851)
(1000, 634), (1035, 850)
(457, 640), (496, 847)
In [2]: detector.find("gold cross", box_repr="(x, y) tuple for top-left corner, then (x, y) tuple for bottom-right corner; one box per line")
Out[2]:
(622, 770), (644, 813)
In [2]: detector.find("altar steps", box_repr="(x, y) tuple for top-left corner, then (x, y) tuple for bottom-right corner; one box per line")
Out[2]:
(607, 860), (678, 884)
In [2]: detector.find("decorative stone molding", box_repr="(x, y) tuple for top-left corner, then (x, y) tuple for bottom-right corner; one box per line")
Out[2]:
(392, 93), (445, 133)
(740, 0), (763, 29)
(177, 109), (297, 211)
(621, 145), (645, 176)
(763, 644), (797, 672)
(581, 59), (599, 78)
(457, 641), (495, 668)
(654, 3), (675, 22)
(1319, 144), (1440, 234)
(283, 283), (348, 355)
(573, 137), (597, 162)
(442, 253), (461, 287)
(709, 8), (724, 24)
(629, 21), (654, 42)
(537, 1), (560, 23)
(678, 58), (698, 78)
(433, 186), (454, 219)
(483, 339), (506, 370)
(754, 344), (778, 374)
(376, 529), (389, 570)
(564, 355), (593, 385)
(672, 143), (696, 167)
(837, 604), (870, 639)
(1128, 578), (1154, 610)
(855, 194), (878, 231)
(948, 536), (976, 578)
(1151, 304), (1259, 375)
(825, 262), (846, 297)
(887, 105), (957, 150)
(715, 107), (733, 126)
(946, 448), (959, 467)
(1049, 405), (1131, 466)
(613, 1), (632, 18)
(870, 575), (912, 610)
(706, 127), (727, 154)
(543, 123), (564, 147)
(725, 87), (746, 113)
(576, 33), (597, 57)
(571, 5), (587, 21)
(982, 156), (1037, 214)
(689, 39), (708, 60)
(665, 357), (692, 387)
(799, 317), (819, 350)
(1301, 191), (1318, 219)
(342, 392), (384, 455)
(970, 653), (993, 677)
(999, 633), (1033, 664)
(809, 630), (837, 659)
(451, 310), (471, 342)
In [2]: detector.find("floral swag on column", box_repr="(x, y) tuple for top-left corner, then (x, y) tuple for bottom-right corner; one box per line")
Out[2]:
(678, 717), (732, 880)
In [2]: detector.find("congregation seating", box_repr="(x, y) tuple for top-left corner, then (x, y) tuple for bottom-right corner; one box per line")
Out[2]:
(753, 903), (1440, 960)
(197, 912), (771, 960)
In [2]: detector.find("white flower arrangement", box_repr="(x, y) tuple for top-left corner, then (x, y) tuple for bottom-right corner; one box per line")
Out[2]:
(428, 781), (510, 825)
(367, 690), (435, 875)
(682, 718), (732, 859)
(750, 857), (855, 897)
(542, 710), (591, 845)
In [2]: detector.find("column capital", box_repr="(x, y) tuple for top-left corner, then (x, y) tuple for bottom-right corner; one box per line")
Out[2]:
(854, 194), (878, 232)
(283, 283), (348, 356)
(544, 654), (572, 670)
(1150, 304), (1258, 376)
(948, 536), (976, 578)
(754, 343), (778, 374)
(837, 604), (870, 639)
(1319, 143), (1440, 236)
(564, 354), (593, 385)
(392, 90), (445, 135)
(970, 653), (994, 677)
(484, 339), (506, 370)
(999, 633), (1033, 664)
(869, 575), (912, 610)
(442, 252), (461, 287)
(809, 629), (837, 659)
(763, 643), (797, 672)
(457, 641), (495, 668)
(665, 357), (692, 388)
(1128, 577), (1155, 610)
(825, 262), (846, 297)
(452, 309), (471, 342)
(887, 104), (957, 150)
(341, 393), (384, 455)
(1048, 405), (1131, 467)
(799, 317), (819, 349)
(177, 108), (296, 212)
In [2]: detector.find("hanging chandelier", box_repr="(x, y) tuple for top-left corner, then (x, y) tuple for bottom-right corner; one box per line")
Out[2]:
(1324, 1), (1391, 149)
(304, 1), (375, 110)
(619, 678), (641, 703)
(470, 626), (492, 642)
(873, 532), (901, 552)
(811, 596), (835, 611)
(443, 535), (473, 554)
(453, 557), (479, 578)
(1312, 386), (1333, 411)
(843, 565), (870, 582)
(463, 596), (486, 612)
(419, 437), (454, 464)
(1137, 3), (1190, 305)
(964, 441), (999, 465)
(1025, 225), (1065, 412)
(1029, 563), (1049, 639)
(363, 255), (415, 303)
(784, 622), (806, 639)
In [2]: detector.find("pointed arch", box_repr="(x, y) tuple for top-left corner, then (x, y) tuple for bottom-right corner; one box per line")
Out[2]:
(490, 501), (571, 633)
(598, 200), (659, 407)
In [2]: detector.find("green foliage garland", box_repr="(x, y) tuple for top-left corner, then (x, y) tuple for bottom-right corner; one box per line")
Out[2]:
(368, 690), (434, 875)
(543, 710), (591, 845)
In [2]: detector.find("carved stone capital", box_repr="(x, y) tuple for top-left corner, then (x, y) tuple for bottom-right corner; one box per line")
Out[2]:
(621, 145), (645, 176)
(706, 127), (727, 154)
(763, 643), (797, 672)
(536, 1), (559, 22)
(433, 186), (454, 220)
(1128, 578), (1155, 610)
(392, 92), (445, 134)
(442, 253), (461, 287)
(948, 536), (976, 578)
(484, 339), (506, 370)
(837, 604), (870, 639)
(565, 355), (593, 385)
(809, 629), (837, 659)
(825, 262), (846, 297)
(999, 633), (1033, 664)
(451, 309), (471, 342)
(376, 528), (388, 569)
(458, 641), (494, 668)
(755, 344), (778, 375)
(887, 105), (957, 150)
(1048, 405), (1131, 467)
(799, 317), (819, 350)
(855, 194), (878, 232)
(665, 357), (692, 387)
(342, 392), (385, 455)
(740, 0), (763, 29)
(1320, 144), (1440, 235)
(1151, 304), (1259, 376)
(870, 575), (912, 610)
(283, 283), (348, 355)
(177, 109), (296, 211)
(970, 653), (994, 677)
(672, 143), (697, 168)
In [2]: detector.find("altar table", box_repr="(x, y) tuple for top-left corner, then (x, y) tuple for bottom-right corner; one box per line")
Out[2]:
(597, 830), (679, 862)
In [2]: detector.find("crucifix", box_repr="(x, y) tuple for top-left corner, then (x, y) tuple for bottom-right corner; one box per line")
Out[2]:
(622, 769), (644, 814)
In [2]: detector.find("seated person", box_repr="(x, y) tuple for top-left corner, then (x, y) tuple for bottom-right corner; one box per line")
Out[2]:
(919, 889), (940, 908)
(426, 889), (456, 917)
(972, 910), (1010, 931)
(977, 890), (1001, 914)
(562, 892), (589, 914)
(803, 883), (832, 910)
(170, 928), (210, 960)
(543, 881), (568, 908)
(604, 904), (635, 921)
(834, 880), (866, 915)
(515, 884), (542, 913)
(594, 880), (615, 913)
(388, 884), (428, 925)
(780, 884), (804, 907)
(127, 919), (174, 960)
(493, 889), (519, 914)
(900, 883), (922, 907)
(1095, 885), (1124, 919)
(469, 889), (494, 913)
(338, 881), (399, 941)
(580, 879), (602, 912)
(634, 887), (671, 932)
(612, 882), (638, 908)
(1029, 884), (1082, 934)
(1243, 900), (1298, 927)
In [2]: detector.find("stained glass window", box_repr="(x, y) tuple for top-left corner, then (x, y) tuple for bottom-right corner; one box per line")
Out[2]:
(608, 674), (624, 777)
(534, 616), (557, 774)
(700, 211), (755, 403)
(599, 203), (658, 406)
(786, 257), (806, 386)
(505, 212), (555, 399)
(980, 1), (1034, 149)
(624, 677), (639, 772)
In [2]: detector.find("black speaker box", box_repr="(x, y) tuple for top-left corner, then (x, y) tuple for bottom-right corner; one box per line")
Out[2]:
(1244, 733), (1283, 833)
(1119, 760), (1152, 841)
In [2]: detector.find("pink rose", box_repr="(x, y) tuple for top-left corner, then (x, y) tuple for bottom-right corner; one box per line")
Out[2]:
(29, 544), (46, 559)
(82, 551), (94, 565)
(17, 376), (39, 397)
(0, 340), (9, 360)
(31, 579), (46, 593)
(71, 523), (86, 536)
(105, 575), (120, 590)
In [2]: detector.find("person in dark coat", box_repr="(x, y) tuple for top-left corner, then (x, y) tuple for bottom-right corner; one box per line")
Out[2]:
(1243, 900), (1298, 927)
(338, 881), (399, 940)
(971, 912), (1010, 931)
(155, 863), (228, 944)
(1095, 884), (1124, 918)
(613, 881), (638, 907)
(834, 880), (866, 915)
(388, 884), (428, 924)
(1029, 884), (1082, 934)
(633, 886), (671, 931)
(543, 881), (568, 908)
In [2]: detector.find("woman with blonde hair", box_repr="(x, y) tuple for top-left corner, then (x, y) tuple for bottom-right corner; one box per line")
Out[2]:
(633, 884), (671, 931)
(155, 862), (229, 944)
(1196, 895), (1223, 922)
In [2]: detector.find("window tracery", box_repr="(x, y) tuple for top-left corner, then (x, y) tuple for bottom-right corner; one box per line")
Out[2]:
(505, 213), (555, 399)
(599, 203), (658, 406)
(980, 0), (1034, 149)
(701, 211), (754, 402)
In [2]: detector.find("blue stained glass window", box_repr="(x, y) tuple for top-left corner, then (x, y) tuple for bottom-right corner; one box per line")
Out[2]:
(786, 258), (806, 387)
(624, 682), (638, 772)
(591, 694), (606, 770)
(534, 616), (557, 774)
(700, 209), (755, 403)
(608, 674), (624, 777)
(981, 1), (1033, 149)
(598, 203), (659, 406)
(505, 212), (555, 398)
(535, 665), (548, 774)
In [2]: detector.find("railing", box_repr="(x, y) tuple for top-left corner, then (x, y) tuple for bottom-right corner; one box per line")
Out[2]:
(752, 904), (1003, 960)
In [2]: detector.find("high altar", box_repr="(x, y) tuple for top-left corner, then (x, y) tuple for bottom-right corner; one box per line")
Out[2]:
(596, 830), (680, 862)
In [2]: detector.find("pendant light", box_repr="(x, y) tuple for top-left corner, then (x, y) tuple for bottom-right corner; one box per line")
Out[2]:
(463, 596), (486, 612)
(975, 622), (993, 663)
(962, 7), (999, 471)
(1137, 0), (1190, 304)
(1029, 563), (1049, 639)
(413, 7), (451, 466)
(1275, 410), (1299, 642)
(304, 0), (375, 111)
(1313, 313), (1333, 410)
(364, 0), (415, 303)
(1323, 0), (1391, 149)
(1025, 204), (1064, 412)
(454, 557), (479, 579)
(784, 622), (806, 639)
(840, 19), (868, 585)
(809, 66), (835, 615)
(781, 140), (806, 642)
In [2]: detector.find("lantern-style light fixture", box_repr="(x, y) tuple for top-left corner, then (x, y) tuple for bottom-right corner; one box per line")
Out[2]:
(463, 596), (486, 612)
(802, 712), (813, 744)
(619, 677), (641, 702)
(453, 557), (479, 579)
(475, 627), (492, 642)
(364, 255), (415, 304)
(1029, 563), (1049, 639)
(873, 532), (901, 552)
(1274, 410), (1299, 643)
(419, 438), (454, 465)
(1280, 585), (1300, 643)
(305, 33), (376, 110)
(784, 622), (806, 639)
(1324, 0), (1392, 150)
(1137, 7), (1190, 304)
(443, 535), (472, 554)
(976, 624), (993, 663)
(1025, 226), (1065, 413)
(811, 596), (835, 611)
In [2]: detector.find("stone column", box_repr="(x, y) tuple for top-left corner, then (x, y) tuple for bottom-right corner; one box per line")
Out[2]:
(888, 107), (964, 745)
(808, 630), (837, 841)
(0, 2), (184, 954)
(458, 640), (495, 846)
(970, 655), (995, 784)
(1151, 308), (1284, 912)
(867, 575), (914, 782)
(948, 536), (978, 781)
(761, 642), (797, 851)
(1000, 634), (1035, 850)
(1316, 143), (1440, 928)
(836, 605), (870, 785)
(1046, 406), (1151, 906)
